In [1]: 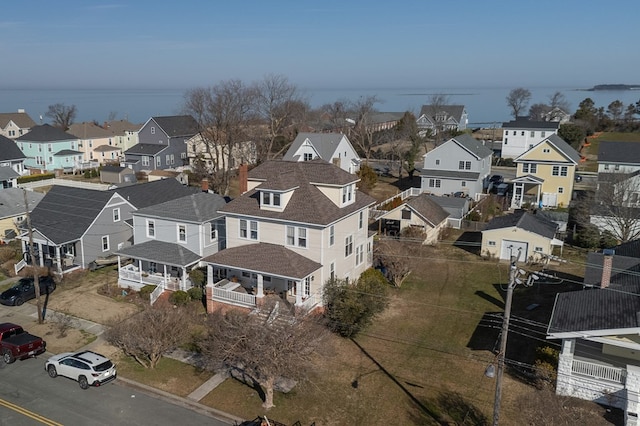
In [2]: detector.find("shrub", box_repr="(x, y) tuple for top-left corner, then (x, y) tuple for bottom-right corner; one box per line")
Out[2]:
(50, 311), (78, 338)
(533, 346), (559, 389)
(400, 225), (426, 241)
(139, 285), (157, 300)
(187, 286), (203, 301)
(17, 173), (55, 184)
(169, 290), (190, 306)
(189, 268), (206, 287)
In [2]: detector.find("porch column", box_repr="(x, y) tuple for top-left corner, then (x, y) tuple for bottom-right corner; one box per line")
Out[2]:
(181, 267), (187, 290)
(555, 338), (575, 398)
(38, 244), (44, 268)
(536, 185), (541, 207)
(626, 365), (640, 426)
(55, 246), (62, 272)
(206, 264), (214, 285)
(295, 280), (303, 305)
(138, 259), (143, 285)
(256, 274), (264, 297)
(163, 264), (168, 290)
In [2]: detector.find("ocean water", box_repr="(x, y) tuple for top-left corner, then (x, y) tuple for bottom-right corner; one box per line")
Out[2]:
(1, 86), (638, 128)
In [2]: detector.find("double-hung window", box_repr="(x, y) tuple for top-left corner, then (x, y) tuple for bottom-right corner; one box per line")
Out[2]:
(552, 166), (560, 176)
(286, 226), (307, 248)
(147, 220), (155, 238)
(345, 235), (353, 257)
(240, 219), (258, 240)
(329, 225), (335, 246)
(178, 224), (187, 243)
(101, 236), (109, 252)
(113, 208), (120, 222)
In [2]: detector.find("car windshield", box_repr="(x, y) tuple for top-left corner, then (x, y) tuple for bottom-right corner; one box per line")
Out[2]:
(94, 360), (113, 372)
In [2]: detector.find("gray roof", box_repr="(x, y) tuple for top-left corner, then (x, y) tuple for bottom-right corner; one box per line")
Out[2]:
(0, 167), (19, 181)
(15, 124), (78, 142)
(104, 120), (142, 135)
(93, 145), (120, 152)
(0, 188), (44, 220)
(598, 141), (640, 164)
(451, 133), (493, 159)
(419, 104), (466, 121)
(134, 192), (227, 223)
(221, 160), (374, 226)
(368, 112), (405, 124)
(30, 186), (114, 244)
(117, 240), (201, 266)
(67, 122), (113, 139)
(542, 134), (581, 164)
(0, 112), (36, 128)
(484, 210), (558, 239)
(53, 149), (83, 156)
(284, 132), (354, 162)
(101, 165), (128, 173)
(112, 179), (199, 209)
(0, 135), (26, 161)
(501, 118), (560, 130)
(405, 194), (450, 226)
(419, 169), (480, 180)
(152, 115), (199, 138)
(203, 243), (322, 279)
(124, 143), (168, 155)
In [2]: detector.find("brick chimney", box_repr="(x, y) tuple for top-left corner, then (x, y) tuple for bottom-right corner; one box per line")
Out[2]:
(601, 249), (615, 288)
(239, 164), (248, 194)
(201, 178), (209, 193)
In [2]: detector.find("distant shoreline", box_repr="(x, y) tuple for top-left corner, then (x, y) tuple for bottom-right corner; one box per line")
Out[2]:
(583, 84), (640, 91)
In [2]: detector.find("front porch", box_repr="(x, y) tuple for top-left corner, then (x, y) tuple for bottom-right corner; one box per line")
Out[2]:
(15, 238), (82, 276)
(118, 263), (193, 292)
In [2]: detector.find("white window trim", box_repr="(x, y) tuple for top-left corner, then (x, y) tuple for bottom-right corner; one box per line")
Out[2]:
(147, 219), (155, 238)
(329, 225), (335, 246)
(101, 235), (110, 252)
(113, 208), (120, 222)
(177, 224), (187, 243)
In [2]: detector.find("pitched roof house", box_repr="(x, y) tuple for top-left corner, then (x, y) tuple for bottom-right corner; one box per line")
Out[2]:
(511, 134), (581, 209)
(124, 115), (199, 172)
(283, 132), (361, 173)
(547, 241), (640, 421)
(0, 135), (27, 188)
(420, 133), (493, 200)
(500, 118), (560, 159)
(416, 105), (468, 135)
(15, 124), (83, 172)
(202, 160), (375, 313)
(481, 209), (563, 260)
(0, 188), (44, 242)
(17, 179), (198, 274)
(67, 122), (122, 165)
(0, 110), (36, 139)
(103, 119), (141, 152)
(376, 193), (450, 244)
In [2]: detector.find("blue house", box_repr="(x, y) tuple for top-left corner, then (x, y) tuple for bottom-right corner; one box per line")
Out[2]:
(15, 124), (82, 172)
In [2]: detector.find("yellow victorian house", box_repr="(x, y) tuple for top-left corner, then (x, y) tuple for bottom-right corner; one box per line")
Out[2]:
(511, 134), (581, 209)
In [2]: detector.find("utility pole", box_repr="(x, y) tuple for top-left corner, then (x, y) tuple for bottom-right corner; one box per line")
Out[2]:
(492, 248), (520, 426)
(23, 189), (43, 323)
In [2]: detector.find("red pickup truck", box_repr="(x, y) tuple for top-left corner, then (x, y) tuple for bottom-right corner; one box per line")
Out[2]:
(0, 323), (46, 364)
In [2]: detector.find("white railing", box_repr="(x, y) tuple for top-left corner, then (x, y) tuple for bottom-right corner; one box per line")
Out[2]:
(19, 178), (111, 191)
(118, 268), (189, 290)
(572, 359), (626, 384)
(212, 287), (256, 307)
(14, 259), (26, 274)
(372, 187), (422, 211)
(150, 284), (164, 306)
(299, 292), (321, 312)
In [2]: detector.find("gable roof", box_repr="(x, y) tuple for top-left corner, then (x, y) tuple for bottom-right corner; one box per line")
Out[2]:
(0, 167), (20, 181)
(0, 135), (26, 161)
(221, 160), (374, 226)
(104, 120), (142, 135)
(203, 243), (322, 279)
(0, 111), (36, 129)
(284, 132), (354, 162)
(15, 124), (78, 142)
(405, 194), (450, 226)
(124, 143), (168, 155)
(151, 115), (199, 138)
(112, 179), (199, 209)
(598, 141), (640, 164)
(29, 186), (114, 244)
(133, 192), (227, 223)
(0, 188), (44, 220)
(483, 210), (558, 239)
(515, 134), (581, 165)
(419, 104), (466, 121)
(117, 240), (201, 267)
(67, 122), (113, 139)
(501, 118), (560, 130)
(450, 134), (493, 159)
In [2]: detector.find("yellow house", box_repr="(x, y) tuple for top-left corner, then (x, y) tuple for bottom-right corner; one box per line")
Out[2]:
(511, 134), (581, 209)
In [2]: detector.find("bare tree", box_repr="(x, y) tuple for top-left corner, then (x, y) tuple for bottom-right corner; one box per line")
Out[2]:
(45, 103), (77, 130)
(505, 88), (532, 118)
(183, 80), (256, 195)
(104, 302), (193, 369)
(548, 91), (570, 113)
(375, 240), (412, 287)
(347, 95), (380, 161)
(592, 171), (640, 242)
(320, 100), (350, 131)
(528, 103), (551, 121)
(254, 74), (308, 159)
(199, 304), (329, 410)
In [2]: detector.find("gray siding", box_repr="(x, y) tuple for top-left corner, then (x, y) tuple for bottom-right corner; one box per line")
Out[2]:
(82, 200), (136, 267)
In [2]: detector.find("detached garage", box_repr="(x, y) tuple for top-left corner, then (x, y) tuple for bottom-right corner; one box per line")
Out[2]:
(481, 210), (563, 261)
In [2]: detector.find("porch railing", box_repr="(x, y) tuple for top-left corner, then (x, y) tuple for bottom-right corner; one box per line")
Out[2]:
(150, 284), (164, 306)
(572, 359), (626, 384)
(119, 268), (190, 290)
(14, 259), (26, 275)
(212, 286), (256, 307)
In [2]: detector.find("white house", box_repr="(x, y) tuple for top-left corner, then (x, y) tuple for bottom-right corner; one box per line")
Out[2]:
(416, 105), (468, 136)
(283, 132), (361, 173)
(501, 118), (560, 159)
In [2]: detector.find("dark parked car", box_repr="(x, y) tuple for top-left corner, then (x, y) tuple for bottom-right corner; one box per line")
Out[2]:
(489, 174), (504, 184)
(0, 276), (56, 306)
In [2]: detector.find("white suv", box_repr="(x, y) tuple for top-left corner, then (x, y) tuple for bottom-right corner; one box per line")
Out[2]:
(45, 351), (116, 389)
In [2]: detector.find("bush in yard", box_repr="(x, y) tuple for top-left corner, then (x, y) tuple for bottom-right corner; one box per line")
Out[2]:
(139, 285), (157, 300)
(169, 290), (190, 306)
(533, 345), (559, 389)
(187, 286), (203, 301)
(322, 270), (389, 338)
(189, 268), (206, 287)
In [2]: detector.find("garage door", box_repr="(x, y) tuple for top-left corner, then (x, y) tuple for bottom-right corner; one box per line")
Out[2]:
(500, 240), (528, 261)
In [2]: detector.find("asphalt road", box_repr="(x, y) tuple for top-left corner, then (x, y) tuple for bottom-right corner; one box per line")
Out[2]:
(0, 356), (233, 426)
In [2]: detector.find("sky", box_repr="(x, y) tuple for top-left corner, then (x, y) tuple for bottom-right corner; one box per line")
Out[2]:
(1, 1), (639, 91)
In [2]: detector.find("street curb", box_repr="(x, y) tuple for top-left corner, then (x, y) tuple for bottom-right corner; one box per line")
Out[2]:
(116, 376), (245, 425)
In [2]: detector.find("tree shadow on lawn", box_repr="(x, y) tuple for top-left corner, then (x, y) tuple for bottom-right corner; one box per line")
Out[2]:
(453, 231), (482, 256)
(406, 391), (489, 425)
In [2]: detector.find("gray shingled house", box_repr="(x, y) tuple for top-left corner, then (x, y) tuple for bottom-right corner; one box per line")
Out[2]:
(123, 115), (199, 172)
(283, 132), (361, 173)
(547, 240), (640, 423)
(0, 135), (27, 188)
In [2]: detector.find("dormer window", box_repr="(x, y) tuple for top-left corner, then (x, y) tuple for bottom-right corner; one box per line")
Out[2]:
(262, 191), (281, 207)
(303, 153), (313, 161)
(342, 184), (353, 204)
